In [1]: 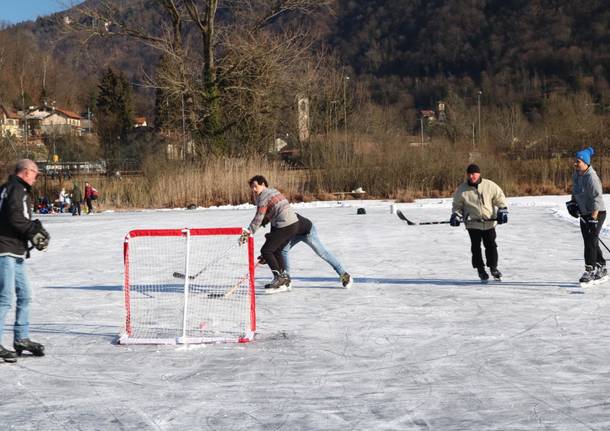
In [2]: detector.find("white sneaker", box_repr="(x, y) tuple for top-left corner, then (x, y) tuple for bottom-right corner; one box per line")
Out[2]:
(340, 273), (353, 289)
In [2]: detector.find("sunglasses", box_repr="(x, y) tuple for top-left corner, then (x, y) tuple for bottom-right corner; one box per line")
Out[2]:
(28, 168), (40, 178)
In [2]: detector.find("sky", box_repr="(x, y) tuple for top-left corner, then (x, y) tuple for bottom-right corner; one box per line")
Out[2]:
(1, 1), (83, 24)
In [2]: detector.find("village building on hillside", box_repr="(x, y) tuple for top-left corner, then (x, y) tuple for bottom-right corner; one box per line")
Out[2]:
(26, 106), (82, 136)
(0, 104), (22, 138)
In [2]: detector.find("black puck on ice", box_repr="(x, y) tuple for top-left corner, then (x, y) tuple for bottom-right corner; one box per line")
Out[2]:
(357, 208), (366, 215)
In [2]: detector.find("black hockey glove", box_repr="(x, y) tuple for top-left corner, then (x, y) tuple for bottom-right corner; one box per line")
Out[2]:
(30, 220), (50, 251)
(496, 208), (508, 224)
(566, 200), (580, 219)
(449, 212), (462, 227)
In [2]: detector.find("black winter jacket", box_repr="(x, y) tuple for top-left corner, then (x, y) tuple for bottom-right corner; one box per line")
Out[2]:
(0, 175), (39, 258)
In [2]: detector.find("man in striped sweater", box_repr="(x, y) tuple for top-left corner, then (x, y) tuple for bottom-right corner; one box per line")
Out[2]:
(240, 175), (299, 292)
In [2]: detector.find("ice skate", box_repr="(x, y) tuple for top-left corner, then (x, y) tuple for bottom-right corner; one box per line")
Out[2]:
(477, 267), (489, 283)
(14, 338), (45, 357)
(593, 264), (608, 285)
(264, 271), (291, 294)
(340, 272), (353, 289)
(0, 345), (17, 363)
(579, 266), (596, 287)
(490, 267), (502, 281)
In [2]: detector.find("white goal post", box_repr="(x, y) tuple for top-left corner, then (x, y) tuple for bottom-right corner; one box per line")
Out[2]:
(119, 227), (256, 345)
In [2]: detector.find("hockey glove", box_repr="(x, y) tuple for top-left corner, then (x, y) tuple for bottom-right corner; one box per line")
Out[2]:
(449, 212), (462, 227)
(586, 217), (599, 235)
(238, 228), (251, 246)
(496, 207), (509, 224)
(566, 200), (580, 219)
(30, 220), (50, 251)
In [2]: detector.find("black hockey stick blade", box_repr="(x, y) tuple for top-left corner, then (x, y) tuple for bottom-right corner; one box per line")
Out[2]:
(396, 209), (416, 225)
(172, 271), (195, 280)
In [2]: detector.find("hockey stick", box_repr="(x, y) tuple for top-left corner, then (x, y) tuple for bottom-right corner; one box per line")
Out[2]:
(397, 209), (495, 225)
(578, 216), (610, 253)
(208, 262), (261, 299)
(173, 242), (240, 280)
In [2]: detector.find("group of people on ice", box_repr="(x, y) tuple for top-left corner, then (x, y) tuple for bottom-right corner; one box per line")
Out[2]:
(0, 145), (605, 361)
(446, 145), (605, 286)
(36, 182), (98, 215)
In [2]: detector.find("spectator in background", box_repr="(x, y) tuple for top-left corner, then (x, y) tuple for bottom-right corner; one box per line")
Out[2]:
(71, 183), (82, 216)
(84, 182), (98, 214)
(58, 188), (68, 213)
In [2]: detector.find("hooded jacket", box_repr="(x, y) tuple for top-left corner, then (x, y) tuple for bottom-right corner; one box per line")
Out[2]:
(0, 175), (39, 258)
(572, 166), (605, 216)
(452, 177), (508, 230)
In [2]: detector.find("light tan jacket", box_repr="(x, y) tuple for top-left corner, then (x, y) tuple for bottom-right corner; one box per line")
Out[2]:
(452, 178), (508, 230)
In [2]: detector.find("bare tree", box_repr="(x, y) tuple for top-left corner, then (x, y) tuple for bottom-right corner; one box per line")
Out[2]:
(71, 0), (331, 156)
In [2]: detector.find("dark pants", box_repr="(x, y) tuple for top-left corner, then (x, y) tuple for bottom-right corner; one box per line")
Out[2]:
(580, 211), (606, 268)
(72, 202), (81, 216)
(85, 198), (93, 214)
(261, 223), (300, 273)
(467, 228), (498, 270)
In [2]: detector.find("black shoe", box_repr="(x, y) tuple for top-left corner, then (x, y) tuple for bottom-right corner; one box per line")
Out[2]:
(490, 268), (502, 279)
(580, 265), (596, 284)
(14, 338), (45, 357)
(477, 268), (489, 281)
(0, 345), (18, 363)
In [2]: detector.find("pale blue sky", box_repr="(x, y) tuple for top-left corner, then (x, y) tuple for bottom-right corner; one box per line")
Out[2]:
(1, 1), (83, 24)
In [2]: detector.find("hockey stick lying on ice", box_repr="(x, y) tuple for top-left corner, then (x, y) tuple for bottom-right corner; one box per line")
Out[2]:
(208, 262), (261, 299)
(397, 209), (494, 225)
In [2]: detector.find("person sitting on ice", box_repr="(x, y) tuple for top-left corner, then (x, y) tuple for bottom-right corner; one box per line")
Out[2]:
(450, 163), (508, 282)
(239, 175), (299, 293)
(566, 147), (607, 285)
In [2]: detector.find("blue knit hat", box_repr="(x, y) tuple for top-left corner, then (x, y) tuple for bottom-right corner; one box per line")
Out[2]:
(576, 146), (595, 165)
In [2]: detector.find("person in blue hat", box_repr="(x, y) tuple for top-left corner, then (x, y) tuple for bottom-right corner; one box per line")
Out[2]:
(567, 146), (607, 286)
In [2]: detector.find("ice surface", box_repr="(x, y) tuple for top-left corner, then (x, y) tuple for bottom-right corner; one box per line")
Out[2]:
(1, 195), (610, 430)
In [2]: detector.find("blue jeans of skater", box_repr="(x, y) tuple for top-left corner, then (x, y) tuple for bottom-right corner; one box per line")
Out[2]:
(0, 256), (32, 343)
(281, 224), (346, 276)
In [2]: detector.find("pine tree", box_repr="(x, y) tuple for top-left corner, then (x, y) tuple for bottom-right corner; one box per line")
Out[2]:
(95, 68), (134, 174)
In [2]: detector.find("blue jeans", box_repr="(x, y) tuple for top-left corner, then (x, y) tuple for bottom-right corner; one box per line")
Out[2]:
(0, 256), (32, 343)
(281, 225), (346, 276)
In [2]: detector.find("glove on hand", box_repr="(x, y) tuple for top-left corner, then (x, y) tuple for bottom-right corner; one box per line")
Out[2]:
(30, 220), (50, 251)
(238, 228), (251, 246)
(496, 207), (509, 224)
(586, 217), (599, 235)
(449, 212), (462, 227)
(566, 200), (580, 218)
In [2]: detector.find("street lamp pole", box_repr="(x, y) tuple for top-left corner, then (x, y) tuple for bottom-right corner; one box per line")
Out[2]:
(477, 90), (482, 146)
(343, 76), (349, 144)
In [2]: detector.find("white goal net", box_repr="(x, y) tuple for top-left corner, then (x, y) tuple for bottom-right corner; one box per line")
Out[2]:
(119, 228), (256, 344)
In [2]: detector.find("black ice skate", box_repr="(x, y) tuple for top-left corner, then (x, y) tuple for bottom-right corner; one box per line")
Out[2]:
(579, 266), (596, 287)
(477, 267), (489, 283)
(594, 264), (609, 285)
(490, 267), (502, 281)
(0, 345), (17, 363)
(264, 271), (291, 294)
(14, 338), (45, 357)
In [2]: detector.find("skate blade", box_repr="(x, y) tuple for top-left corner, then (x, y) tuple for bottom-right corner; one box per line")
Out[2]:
(264, 285), (291, 295)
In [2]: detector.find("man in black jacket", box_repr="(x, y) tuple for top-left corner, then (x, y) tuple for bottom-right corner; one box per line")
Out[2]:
(0, 159), (50, 363)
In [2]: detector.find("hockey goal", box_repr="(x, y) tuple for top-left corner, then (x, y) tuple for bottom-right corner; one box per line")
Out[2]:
(119, 228), (256, 344)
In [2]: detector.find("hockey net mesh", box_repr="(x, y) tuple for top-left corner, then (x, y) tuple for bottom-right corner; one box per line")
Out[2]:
(120, 228), (255, 344)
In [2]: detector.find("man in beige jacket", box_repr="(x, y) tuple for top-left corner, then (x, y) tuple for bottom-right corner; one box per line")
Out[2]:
(451, 164), (508, 282)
